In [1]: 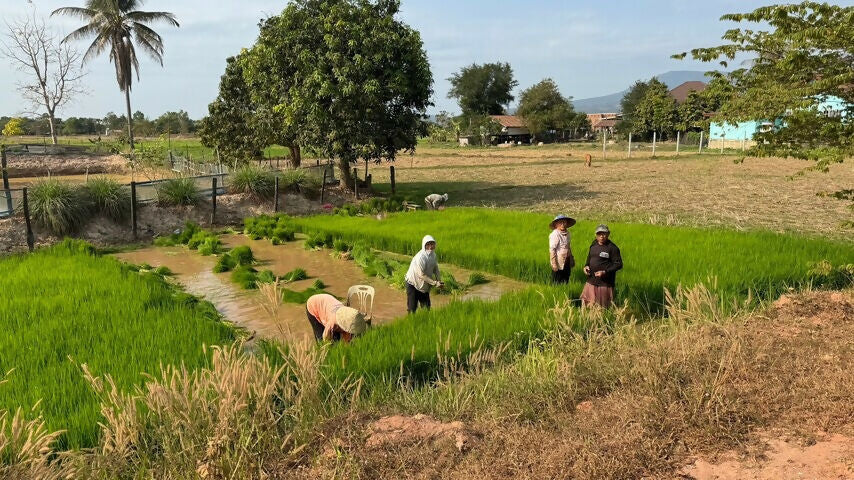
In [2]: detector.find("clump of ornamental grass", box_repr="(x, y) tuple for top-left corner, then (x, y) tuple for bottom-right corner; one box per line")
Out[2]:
(156, 177), (199, 206)
(229, 165), (276, 198)
(28, 179), (93, 235)
(279, 169), (322, 198)
(85, 177), (130, 221)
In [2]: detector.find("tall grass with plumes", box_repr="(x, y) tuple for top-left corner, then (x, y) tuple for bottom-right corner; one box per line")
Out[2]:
(0, 240), (236, 449)
(229, 165), (276, 198)
(278, 169), (322, 198)
(28, 179), (93, 235)
(289, 208), (854, 310)
(84, 177), (131, 221)
(156, 177), (199, 206)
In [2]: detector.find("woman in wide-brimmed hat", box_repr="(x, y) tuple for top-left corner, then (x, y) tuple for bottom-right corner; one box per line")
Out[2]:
(306, 293), (367, 342)
(549, 214), (576, 284)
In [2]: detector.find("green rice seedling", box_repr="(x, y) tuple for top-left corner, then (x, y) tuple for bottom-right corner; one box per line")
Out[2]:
(282, 267), (309, 282)
(156, 177), (200, 206)
(28, 179), (93, 235)
(229, 165), (276, 198)
(243, 214), (297, 244)
(213, 253), (237, 273)
(312, 278), (327, 289)
(281, 286), (328, 304)
(154, 265), (173, 276)
(138, 262), (153, 270)
(187, 230), (222, 256)
(256, 269), (277, 284)
(231, 265), (259, 289)
(229, 246), (254, 266)
(0, 239), (235, 449)
(332, 239), (352, 253)
(85, 177), (131, 221)
(468, 272), (489, 286)
(197, 238), (222, 256)
(304, 232), (333, 250)
(438, 271), (463, 294)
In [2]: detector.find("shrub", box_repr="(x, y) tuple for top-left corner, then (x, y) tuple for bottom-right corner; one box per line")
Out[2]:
(279, 169), (322, 198)
(156, 177), (199, 206)
(29, 179), (93, 235)
(85, 177), (130, 221)
(230, 165), (276, 198)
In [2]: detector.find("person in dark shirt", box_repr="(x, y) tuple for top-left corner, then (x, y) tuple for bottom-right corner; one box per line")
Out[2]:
(581, 224), (623, 307)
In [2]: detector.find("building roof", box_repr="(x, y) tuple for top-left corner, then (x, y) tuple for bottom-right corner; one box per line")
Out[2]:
(593, 118), (618, 128)
(669, 81), (707, 103)
(490, 115), (526, 128)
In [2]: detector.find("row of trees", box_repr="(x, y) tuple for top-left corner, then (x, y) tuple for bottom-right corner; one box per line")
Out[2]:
(1, 110), (197, 137)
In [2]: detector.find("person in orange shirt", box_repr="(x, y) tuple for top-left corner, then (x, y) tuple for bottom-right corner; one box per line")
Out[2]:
(305, 293), (367, 342)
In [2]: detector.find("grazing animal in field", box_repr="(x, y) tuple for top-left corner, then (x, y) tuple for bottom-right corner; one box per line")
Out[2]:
(425, 193), (449, 210)
(585, 153), (592, 167)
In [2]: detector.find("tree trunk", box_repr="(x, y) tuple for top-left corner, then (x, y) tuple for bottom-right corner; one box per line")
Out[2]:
(288, 144), (301, 168)
(124, 89), (135, 150)
(338, 158), (354, 190)
(47, 110), (58, 145)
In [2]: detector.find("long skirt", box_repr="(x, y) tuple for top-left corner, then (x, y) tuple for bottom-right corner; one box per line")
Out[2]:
(580, 282), (614, 308)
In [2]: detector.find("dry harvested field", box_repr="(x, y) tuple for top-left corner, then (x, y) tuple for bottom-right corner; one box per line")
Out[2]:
(372, 143), (854, 239)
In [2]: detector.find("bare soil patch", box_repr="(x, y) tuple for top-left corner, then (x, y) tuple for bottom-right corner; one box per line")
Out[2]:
(4, 153), (128, 177)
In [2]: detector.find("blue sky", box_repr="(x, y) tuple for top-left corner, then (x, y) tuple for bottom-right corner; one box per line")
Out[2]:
(0, 0), (837, 119)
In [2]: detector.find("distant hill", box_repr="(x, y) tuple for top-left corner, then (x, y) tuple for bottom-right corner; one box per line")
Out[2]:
(572, 71), (711, 113)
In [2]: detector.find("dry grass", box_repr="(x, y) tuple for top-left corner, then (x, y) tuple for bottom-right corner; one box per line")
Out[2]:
(281, 287), (854, 479)
(374, 144), (854, 239)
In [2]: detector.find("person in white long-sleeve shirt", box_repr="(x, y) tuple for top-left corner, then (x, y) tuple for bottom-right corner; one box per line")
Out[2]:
(404, 235), (444, 313)
(424, 193), (449, 210)
(549, 214), (576, 284)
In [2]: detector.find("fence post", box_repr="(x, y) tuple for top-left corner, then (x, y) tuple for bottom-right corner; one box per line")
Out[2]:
(1, 145), (11, 212)
(169, 150), (174, 169)
(627, 132), (632, 158)
(366, 173), (372, 189)
(23, 187), (34, 252)
(274, 175), (280, 212)
(699, 131), (704, 154)
(320, 169), (327, 204)
(652, 132), (657, 157)
(676, 131), (681, 156)
(210, 177), (217, 226)
(390, 165), (396, 194)
(353, 167), (358, 200)
(130, 181), (138, 240)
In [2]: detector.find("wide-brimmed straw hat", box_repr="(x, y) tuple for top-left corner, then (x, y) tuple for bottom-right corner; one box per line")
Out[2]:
(550, 214), (576, 229)
(336, 306), (367, 335)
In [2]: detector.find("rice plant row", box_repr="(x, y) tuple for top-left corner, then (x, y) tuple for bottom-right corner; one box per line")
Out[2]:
(0, 240), (237, 449)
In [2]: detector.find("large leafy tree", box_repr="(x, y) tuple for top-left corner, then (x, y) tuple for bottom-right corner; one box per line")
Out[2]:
(676, 1), (853, 172)
(626, 78), (677, 139)
(52, 0), (179, 150)
(198, 53), (268, 165)
(448, 62), (518, 115)
(517, 78), (581, 141)
(254, 0), (432, 187)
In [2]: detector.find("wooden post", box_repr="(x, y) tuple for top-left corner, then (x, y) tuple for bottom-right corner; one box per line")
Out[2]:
(676, 131), (681, 156)
(699, 131), (704, 153)
(353, 167), (359, 200)
(210, 177), (217, 226)
(320, 169), (328, 204)
(652, 132), (657, 157)
(721, 137), (724, 154)
(602, 130), (607, 160)
(274, 175), (280, 212)
(169, 150), (174, 170)
(627, 132), (632, 158)
(365, 158), (369, 177)
(130, 181), (138, 240)
(1, 145), (11, 212)
(85, 167), (89, 182)
(23, 187), (34, 252)
(390, 165), (396, 194)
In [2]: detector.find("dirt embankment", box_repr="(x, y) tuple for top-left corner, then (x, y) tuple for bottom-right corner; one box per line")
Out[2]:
(278, 290), (854, 480)
(4, 153), (128, 177)
(0, 188), (354, 253)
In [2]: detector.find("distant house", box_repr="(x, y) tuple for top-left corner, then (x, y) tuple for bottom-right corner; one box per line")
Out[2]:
(587, 113), (621, 135)
(708, 95), (847, 149)
(489, 115), (531, 144)
(668, 81), (707, 104)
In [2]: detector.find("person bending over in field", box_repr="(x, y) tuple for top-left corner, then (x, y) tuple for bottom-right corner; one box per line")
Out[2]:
(306, 293), (366, 342)
(404, 235), (444, 313)
(549, 214), (576, 284)
(424, 193), (449, 210)
(581, 224), (623, 308)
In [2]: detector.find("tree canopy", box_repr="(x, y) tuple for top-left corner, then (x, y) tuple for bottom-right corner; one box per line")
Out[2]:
(448, 62), (517, 115)
(676, 1), (853, 171)
(517, 78), (585, 141)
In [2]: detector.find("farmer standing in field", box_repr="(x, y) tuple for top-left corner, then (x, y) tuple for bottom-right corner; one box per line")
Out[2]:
(424, 193), (449, 210)
(581, 224), (623, 307)
(549, 214), (576, 284)
(305, 293), (367, 342)
(404, 235), (444, 313)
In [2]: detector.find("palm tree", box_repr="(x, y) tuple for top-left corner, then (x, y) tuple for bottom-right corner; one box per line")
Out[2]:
(52, 1), (179, 150)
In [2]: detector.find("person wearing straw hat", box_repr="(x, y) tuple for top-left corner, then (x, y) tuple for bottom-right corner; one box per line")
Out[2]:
(549, 214), (576, 284)
(306, 293), (367, 342)
(581, 224), (623, 307)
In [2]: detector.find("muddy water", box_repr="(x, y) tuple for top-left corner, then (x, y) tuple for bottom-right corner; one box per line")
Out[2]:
(114, 235), (526, 343)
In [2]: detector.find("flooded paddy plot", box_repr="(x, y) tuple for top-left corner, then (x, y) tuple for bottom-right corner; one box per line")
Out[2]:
(115, 234), (525, 342)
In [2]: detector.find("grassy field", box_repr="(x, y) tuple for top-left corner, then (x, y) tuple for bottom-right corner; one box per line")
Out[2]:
(0, 240), (236, 448)
(289, 208), (854, 308)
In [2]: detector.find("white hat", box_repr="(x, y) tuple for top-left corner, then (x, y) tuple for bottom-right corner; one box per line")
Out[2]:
(335, 306), (366, 335)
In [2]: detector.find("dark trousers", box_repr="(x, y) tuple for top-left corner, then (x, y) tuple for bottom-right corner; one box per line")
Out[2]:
(552, 261), (572, 284)
(306, 308), (340, 342)
(406, 282), (431, 313)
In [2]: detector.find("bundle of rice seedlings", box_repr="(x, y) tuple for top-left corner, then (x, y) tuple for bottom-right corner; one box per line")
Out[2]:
(468, 272), (489, 286)
(282, 267), (308, 282)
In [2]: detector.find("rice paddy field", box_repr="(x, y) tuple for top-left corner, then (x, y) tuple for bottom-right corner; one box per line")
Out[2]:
(0, 240), (236, 448)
